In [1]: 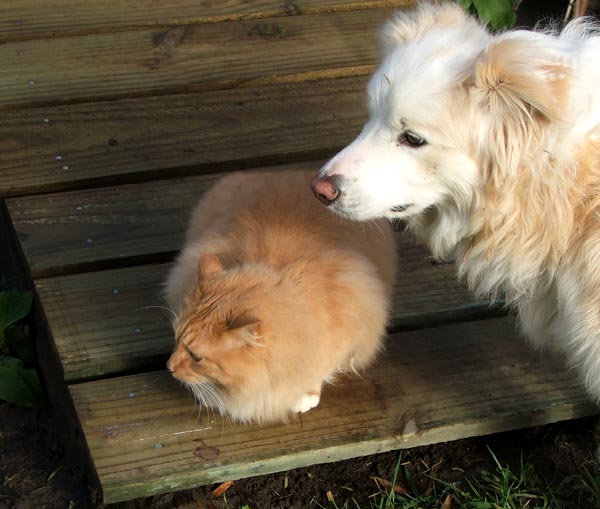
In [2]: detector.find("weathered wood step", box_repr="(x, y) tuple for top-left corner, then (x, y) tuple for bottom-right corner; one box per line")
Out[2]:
(1, 78), (365, 198)
(69, 317), (595, 503)
(1, 8), (393, 108)
(35, 238), (487, 382)
(1, 0), (414, 42)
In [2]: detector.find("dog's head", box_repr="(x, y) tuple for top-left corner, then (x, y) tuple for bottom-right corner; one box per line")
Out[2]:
(312, 2), (574, 223)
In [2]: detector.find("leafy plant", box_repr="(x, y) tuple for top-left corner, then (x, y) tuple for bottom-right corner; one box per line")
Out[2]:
(0, 289), (43, 407)
(456, 0), (520, 30)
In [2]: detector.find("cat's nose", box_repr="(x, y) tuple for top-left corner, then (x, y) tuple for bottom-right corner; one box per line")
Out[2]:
(311, 174), (341, 206)
(166, 357), (177, 373)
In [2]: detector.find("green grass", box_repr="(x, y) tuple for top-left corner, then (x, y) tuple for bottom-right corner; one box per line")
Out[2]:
(222, 444), (600, 509)
(317, 447), (600, 509)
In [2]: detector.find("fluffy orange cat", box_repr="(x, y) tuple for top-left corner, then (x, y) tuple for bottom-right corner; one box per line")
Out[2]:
(164, 170), (397, 423)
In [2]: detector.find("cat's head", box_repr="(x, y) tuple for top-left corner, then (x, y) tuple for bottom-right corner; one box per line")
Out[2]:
(166, 253), (271, 413)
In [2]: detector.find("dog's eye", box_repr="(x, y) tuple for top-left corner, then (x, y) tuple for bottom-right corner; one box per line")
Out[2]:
(398, 131), (427, 148)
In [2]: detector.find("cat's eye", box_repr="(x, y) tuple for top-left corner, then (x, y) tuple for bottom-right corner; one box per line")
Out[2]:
(398, 131), (427, 148)
(186, 347), (203, 362)
(189, 351), (203, 362)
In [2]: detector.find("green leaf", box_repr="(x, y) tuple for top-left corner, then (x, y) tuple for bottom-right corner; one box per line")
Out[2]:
(0, 355), (26, 370)
(5, 325), (35, 364)
(19, 366), (45, 403)
(0, 290), (33, 336)
(0, 290), (33, 330)
(0, 290), (33, 355)
(0, 365), (37, 407)
(0, 355), (46, 403)
(472, 0), (517, 30)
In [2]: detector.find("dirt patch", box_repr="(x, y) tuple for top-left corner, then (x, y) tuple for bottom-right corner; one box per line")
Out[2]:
(0, 405), (96, 509)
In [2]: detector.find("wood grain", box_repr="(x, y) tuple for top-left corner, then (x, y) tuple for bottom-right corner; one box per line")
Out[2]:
(69, 317), (595, 503)
(35, 240), (486, 382)
(1, 9), (390, 108)
(0, 1), (414, 42)
(7, 163), (358, 277)
(0, 78), (366, 198)
(8, 172), (220, 277)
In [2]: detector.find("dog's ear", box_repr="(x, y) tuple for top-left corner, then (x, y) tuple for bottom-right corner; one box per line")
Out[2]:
(472, 35), (571, 123)
(471, 34), (571, 177)
(379, 2), (471, 55)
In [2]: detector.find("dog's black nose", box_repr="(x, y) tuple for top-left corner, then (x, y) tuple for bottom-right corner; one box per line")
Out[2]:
(311, 174), (341, 206)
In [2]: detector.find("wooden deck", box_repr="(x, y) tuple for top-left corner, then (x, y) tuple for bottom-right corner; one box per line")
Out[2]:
(1, 1), (596, 504)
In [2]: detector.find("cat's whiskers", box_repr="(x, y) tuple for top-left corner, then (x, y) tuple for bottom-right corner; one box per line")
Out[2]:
(203, 382), (226, 416)
(183, 384), (205, 421)
(204, 384), (223, 424)
(136, 305), (178, 320)
(201, 388), (215, 424)
(189, 382), (209, 414)
(188, 380), (226, 424)
(189, 386), (203, 420)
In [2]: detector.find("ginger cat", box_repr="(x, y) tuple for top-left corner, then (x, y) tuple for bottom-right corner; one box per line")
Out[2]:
(164, 170), (397, 423)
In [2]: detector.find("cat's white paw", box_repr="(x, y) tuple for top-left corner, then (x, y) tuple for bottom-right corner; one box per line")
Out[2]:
(292, 393), (321, 413)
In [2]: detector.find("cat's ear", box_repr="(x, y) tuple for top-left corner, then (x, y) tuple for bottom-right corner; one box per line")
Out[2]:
(198, 253), (223, 277)
(226, 322), (263, 349)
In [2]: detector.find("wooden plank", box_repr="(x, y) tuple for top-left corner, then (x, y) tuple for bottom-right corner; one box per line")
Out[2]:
(36, 263), (174, 382)
(7, 172), (219, 277)
(35, 240), (487, 382)
(69, 317), (595, 503)
(0, 78), (366, 198)
(1, 9), (391, 108)
(7, 163), (335, 276)
(0, 1), (414, 42)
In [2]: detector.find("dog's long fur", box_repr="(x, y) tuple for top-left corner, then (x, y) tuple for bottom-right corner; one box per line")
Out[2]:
(315, 2), (600, 400)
